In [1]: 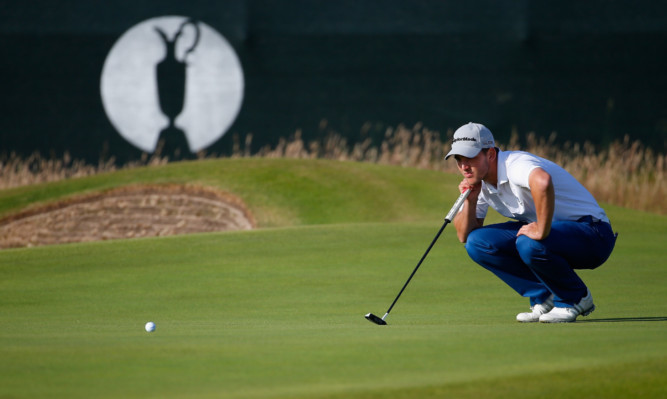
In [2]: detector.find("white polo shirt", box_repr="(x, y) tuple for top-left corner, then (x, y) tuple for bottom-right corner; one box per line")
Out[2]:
(475, 150), (610, 224)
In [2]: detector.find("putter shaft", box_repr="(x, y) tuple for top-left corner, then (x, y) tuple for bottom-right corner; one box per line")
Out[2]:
(365, 190), (470, 325)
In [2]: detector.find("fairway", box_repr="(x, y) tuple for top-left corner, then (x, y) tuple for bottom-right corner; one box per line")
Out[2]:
(1, 159), (666, 398)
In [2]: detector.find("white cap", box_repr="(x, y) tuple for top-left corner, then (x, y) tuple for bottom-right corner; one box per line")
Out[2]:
(445, 122), (495, 160)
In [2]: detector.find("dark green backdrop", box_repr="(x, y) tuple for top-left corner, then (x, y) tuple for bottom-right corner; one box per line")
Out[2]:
(1, 0), (665, 163)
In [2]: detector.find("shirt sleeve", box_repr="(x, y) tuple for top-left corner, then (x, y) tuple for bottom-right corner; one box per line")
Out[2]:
(506, 152), (542, 188)
(475, 194), (490, 219)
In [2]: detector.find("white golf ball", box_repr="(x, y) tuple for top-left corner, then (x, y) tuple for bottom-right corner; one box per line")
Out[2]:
(145, 321), (156, 332)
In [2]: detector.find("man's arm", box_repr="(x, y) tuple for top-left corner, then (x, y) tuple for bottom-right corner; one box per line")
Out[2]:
(517, 167), (555, 240)
(453, 181), (484, 243)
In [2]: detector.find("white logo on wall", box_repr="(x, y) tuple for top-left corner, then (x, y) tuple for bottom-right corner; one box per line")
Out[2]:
(100, 16), (244, 154)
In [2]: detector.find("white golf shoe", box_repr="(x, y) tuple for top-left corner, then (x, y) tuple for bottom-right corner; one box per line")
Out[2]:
(516, 295), (554, 322)
(539, 290), (595, 323)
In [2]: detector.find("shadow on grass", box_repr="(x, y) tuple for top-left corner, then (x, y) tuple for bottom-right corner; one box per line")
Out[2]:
(578, 316), (667, 323)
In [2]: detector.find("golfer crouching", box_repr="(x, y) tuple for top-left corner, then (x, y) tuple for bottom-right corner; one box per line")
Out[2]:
(447, 123), (617, 323)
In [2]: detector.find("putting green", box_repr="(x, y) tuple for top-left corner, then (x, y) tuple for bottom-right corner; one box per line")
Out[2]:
(0, 219), (665, 398)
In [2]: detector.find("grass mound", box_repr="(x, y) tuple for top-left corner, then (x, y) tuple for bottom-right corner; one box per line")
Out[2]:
(0, 158), (463, 228)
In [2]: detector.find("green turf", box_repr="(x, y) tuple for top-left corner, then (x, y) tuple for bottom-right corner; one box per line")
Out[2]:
(1, 159), (666, 398)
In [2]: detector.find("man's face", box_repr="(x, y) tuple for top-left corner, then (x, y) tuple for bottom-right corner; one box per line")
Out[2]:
(454, 150), (489, 185)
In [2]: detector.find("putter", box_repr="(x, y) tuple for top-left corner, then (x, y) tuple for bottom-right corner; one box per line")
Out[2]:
(365, 189), (471, 325)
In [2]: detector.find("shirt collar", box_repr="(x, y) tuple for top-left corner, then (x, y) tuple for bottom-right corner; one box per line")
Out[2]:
(496, 150), (509, 185)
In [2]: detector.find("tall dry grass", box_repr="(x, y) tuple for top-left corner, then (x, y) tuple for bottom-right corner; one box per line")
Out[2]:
(0, 151), (168, 189)
(1, 125), (665, 214)
(239, 124), (666, 214)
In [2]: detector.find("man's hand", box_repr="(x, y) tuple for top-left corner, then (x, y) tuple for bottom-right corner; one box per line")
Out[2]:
(517, 222), (548, 240)
(458, 179), (481, 202)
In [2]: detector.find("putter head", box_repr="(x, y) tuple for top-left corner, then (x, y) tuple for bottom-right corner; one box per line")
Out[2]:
(365, 313), (387, 325)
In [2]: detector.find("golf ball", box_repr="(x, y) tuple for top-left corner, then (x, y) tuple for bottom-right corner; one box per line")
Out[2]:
(145, 321), (156, 332)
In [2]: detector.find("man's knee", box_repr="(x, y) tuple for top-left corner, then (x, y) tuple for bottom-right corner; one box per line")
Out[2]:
(465, 228), (494, 262)
(516, 235), (547, 265)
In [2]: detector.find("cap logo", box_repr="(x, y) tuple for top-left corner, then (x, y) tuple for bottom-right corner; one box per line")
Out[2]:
(452, 137), (477, 143)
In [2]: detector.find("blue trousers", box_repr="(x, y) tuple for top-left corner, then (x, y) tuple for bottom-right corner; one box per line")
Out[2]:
(465, 217), (617, 308)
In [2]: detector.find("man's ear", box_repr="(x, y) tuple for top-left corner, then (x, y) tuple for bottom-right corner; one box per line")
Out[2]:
(487, 147), (497, 161)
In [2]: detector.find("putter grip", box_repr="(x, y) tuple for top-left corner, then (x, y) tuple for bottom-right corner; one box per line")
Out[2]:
(445, 189), (471, 222)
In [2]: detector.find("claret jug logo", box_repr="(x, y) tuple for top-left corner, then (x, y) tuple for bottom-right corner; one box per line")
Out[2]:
(101, 16), (244, 156)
